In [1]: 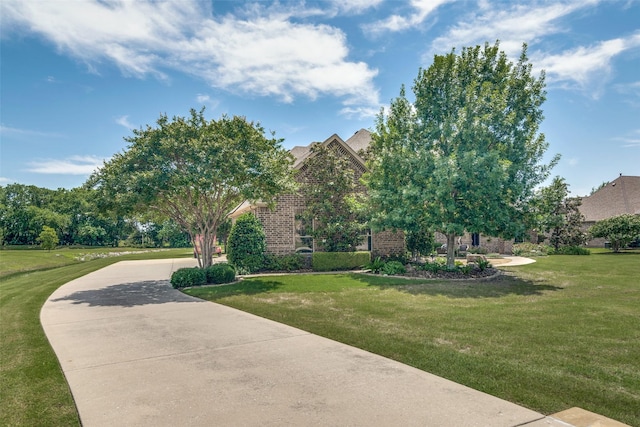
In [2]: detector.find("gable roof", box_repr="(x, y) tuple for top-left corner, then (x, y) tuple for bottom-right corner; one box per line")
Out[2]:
(291, 129), (371, 170)
(579, 175), (640, 222)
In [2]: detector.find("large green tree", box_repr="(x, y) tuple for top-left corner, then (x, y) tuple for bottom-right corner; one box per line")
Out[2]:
(367, 42), (557, 267)
(88, 109), (296, 267)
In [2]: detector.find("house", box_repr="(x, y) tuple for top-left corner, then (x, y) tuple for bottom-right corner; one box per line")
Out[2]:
(228, 130), (405, 257)
(579, 175), (640, 247)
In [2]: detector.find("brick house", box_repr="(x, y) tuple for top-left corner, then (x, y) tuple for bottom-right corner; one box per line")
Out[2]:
(228, 130), (405, 257)
(579, 175), (640, 247)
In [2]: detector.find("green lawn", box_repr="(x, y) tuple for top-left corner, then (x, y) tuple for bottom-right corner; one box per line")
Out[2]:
(0, 248), (192, 426)
(186, 250), (640, 426)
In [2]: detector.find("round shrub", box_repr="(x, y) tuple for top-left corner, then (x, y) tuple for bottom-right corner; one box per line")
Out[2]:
(227, 213), (266, 273)
(205, 263), (236, 284)
(382, 260), (406, 275)
(171, 267), (207, 288)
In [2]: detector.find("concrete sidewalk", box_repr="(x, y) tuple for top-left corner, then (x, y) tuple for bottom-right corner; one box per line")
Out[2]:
(41, 258), (569, 427)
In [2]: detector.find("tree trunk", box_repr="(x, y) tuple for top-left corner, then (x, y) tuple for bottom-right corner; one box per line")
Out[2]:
(201, 229), (214, 269)
(446, 232), (456, 269)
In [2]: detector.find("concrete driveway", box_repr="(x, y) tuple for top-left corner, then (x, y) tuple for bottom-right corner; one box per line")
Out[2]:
(41, 258), (570, 426)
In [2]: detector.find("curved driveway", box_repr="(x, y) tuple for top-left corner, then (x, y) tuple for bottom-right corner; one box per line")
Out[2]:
(42, 258), (566, 426)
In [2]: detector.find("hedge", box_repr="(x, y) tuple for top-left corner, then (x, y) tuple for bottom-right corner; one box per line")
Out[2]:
(312, 251), (370, 272)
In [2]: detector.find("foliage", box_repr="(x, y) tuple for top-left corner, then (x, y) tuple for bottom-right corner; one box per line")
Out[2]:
(299, 142), (365, 252)
(382, 260), (406, 275)
(205, 263), (236, 284)
(366, 42), (557, 268)
(589, 214), (640, 252)
(157, 220), (191, 247)
(37, 226), (59, 251)
(406, 228), (435, 259)
(227, 213), (267, 273)
(420, 258), (448, 273)
(512, 242), (550, 257)
(549, 246), (590, 255)
(312, 251), (370, 271)
(533, 176), (585, 250)
(365, 256), (385, 273)
(476, 258), (492, 271)
(170, 267), (207, 288)
(87, 108), (296, 268)
(262, 253), (305, 272)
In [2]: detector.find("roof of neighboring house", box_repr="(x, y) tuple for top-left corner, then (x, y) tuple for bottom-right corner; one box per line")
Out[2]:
(579, 175), (640, 222)
(290, 129), (372, 168)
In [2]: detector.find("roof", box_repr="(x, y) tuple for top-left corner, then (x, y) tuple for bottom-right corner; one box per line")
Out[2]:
(579, 175), (640, 222)
(290, 129), (372, 169)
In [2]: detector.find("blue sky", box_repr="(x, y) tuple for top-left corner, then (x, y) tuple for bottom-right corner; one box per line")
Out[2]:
(1, 0), (639, 196)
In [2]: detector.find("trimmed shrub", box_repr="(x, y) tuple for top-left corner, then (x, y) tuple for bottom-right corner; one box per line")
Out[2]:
(382, 260), (406, 275)
(549, 246), (590, 255)
(171, 267), (207, 288)
(262, 253), (305, 272)
(227, 213), (266, 273)
(205, 263), (236, 284)
(312, 251), (370, 272)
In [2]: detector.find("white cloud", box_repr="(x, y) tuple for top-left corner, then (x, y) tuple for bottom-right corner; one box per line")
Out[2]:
(536, 32), (640, 94)
(0, 177), (15, 185)
(365, 0), (453, 34)
(115, 115), (135, 130)
(614, 130), (640, 148)
(26, 155), (105, 175)
(196, 94), (211, 104)
(428, 1), (596, 57)
(0, 125), (65, 138)
(1, 0), (381, 115)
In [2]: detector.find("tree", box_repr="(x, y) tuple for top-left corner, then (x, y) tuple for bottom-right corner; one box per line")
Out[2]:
(367, 42), (557, 268)
(300, 143), (365, 252)
(589, 214), (640, 252)
(88, 109), (296, 268)
(227, 213), (266, 273)
(38, 226), (59, 251)
(534, 176), (585, 250)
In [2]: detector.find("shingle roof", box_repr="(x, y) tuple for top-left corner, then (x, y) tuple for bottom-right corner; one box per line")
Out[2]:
(289, 129), (372, 168)
(344, 129), (372, 153)
(579, 175), (640, 222)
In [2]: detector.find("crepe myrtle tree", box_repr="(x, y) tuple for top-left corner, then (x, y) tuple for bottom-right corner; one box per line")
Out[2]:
(589, 214), (640, 252)
(88, 108), (296, 268)
(366, 42), (558, 268)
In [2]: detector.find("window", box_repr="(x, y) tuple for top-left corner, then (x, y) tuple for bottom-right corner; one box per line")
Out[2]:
(294, 211), (313, 252)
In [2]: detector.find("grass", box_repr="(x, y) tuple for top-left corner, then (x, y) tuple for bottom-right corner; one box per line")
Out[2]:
(0, 247), (192, 426)
(186, 249), (640, 426)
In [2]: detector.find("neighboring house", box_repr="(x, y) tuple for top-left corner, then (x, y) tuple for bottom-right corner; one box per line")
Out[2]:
(229, 130), (405, 257)
(579, 175), (640, 247)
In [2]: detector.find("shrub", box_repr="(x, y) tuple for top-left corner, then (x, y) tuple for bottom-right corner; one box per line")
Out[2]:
(365, 257), (385, 274)
(205, 263), (236, 284)
(420, 258), (447, 273)
(549, 246), (590, 255)
(382, 260), (406, 275)
(171, 267), (207, 288)
(469, 246), (488, 254)
(227, 213), (266, 273)
(459, 264), (473, 275)
(262, 253), (304, 272)
(512, 242), (550, 257)
(312, 251), (370, 272)
(477, 258), (493, 271)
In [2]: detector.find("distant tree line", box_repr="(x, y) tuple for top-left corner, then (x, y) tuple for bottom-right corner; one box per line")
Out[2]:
(0, 183), (191, 248)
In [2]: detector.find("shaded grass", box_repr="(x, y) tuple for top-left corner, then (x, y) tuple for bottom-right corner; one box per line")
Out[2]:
(186, 251), (640, 426)
(0, 248), (192, 426)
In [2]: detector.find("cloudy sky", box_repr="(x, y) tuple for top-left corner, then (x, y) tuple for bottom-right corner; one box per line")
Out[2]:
(1, 0), (638, 196)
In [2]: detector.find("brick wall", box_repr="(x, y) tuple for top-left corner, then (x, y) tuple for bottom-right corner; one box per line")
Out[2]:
(371, 229), (406, 257)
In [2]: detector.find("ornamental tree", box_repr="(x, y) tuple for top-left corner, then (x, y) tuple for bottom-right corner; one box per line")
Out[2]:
(366, 42), (557, 268)
(589, 214), (640, 252)
(88, 109), (296, 268)
(534, 176), (585, 250)
(38, 225), (59, 251)
(300, 143), (365, 252)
